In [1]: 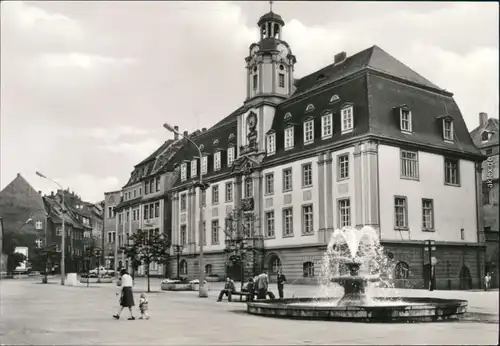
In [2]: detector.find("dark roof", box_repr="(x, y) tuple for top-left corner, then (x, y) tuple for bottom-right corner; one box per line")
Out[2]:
(292, 45), (442, 98)
(258, 11), (285, 26)
(170, 120), (238, 189)
(43, 196), (89, 230)
(470, 117), (499, 148)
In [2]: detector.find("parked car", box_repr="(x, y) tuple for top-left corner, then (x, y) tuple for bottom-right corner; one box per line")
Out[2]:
(89, 266), (114, 276)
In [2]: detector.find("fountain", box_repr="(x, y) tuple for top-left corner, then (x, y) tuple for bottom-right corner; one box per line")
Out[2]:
(247, 226), (468, 322)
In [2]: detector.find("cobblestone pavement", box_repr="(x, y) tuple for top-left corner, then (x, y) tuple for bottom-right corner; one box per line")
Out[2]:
(0, 277), (498, 345)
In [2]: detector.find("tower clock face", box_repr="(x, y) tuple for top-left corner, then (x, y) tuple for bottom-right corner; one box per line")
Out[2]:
(277, 43), (288, 59)
(247, 112), (257, 129)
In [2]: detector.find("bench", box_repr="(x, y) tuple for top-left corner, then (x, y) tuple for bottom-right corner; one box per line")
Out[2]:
(232, 291), (251, 301)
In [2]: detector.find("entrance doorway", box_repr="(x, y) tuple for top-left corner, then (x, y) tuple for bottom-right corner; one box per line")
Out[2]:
(459, 266), (472, 290)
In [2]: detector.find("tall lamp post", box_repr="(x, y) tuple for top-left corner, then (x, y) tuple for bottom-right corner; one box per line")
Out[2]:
(173, 244), (184, 278)
(36, 171), (66, 285)
(163, 123), (209, 298)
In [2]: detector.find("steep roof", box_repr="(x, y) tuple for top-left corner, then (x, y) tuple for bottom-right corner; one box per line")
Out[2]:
(292, 45), (442, 98)
(470, 117), (499, 148)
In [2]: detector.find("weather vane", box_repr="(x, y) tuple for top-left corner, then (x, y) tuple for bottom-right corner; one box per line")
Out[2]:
(270, 0), (274, 12)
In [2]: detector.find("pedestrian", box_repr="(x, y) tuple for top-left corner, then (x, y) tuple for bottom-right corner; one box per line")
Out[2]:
(217, 277), (236, 302)
(138, 292), (149, 320)
(484, 272), (491, 291)
(246, 277), (255, 301)
(257, 269), (269, 299)
(113, 269), (135, 320)
(277, 268), (287, 299)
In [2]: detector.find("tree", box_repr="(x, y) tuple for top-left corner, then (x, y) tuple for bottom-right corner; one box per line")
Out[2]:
(122, 229), (170, 292)
(32, 243), (60, 283)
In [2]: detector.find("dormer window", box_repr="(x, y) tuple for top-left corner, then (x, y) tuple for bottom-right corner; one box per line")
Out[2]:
(228, 133), (235, 141)
(481, 131), (490, 142)
(400, 108), (412, 133)
(330, 94), (340, 103)
(303, 119), (314, 145)
(214, 151), (221, 171)
(180, 163), (187, 181)
(284, 112), (292, 120)
(284, 126), (294, 150)
(213, 139), (219, 146)
(443, 118), (454, 141)
(321, 111), (333, 139)
(191, 159), (197, 177)
(227, 146), (235, 166)
(266, 132), (276, 155)
(201, 156), (208, 175)
(305, 104), (315, 112)
(340, 105), (354, 133)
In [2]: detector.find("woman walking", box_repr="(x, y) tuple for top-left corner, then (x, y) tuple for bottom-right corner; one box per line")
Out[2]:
(113, 269), (135, 320)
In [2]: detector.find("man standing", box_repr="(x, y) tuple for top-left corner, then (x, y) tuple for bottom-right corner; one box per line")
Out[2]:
(257, 269), (269, 299)
(277, 269), (287, 299)
(484, 272), (491, 291)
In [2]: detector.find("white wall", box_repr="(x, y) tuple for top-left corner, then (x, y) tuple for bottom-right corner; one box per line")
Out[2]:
(378, 144), (477, 243)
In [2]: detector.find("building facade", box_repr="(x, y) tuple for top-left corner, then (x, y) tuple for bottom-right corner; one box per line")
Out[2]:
(169, 10), (486, 289)
(103, 190), (120, 269)
(470, 112), (499, 287)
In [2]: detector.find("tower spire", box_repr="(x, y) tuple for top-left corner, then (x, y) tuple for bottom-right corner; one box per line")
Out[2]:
(270, 0), (274, 12)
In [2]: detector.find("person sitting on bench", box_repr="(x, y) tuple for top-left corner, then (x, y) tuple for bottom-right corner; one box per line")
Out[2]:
(217, 277), (236, 302)
(241, 277), (256, 301)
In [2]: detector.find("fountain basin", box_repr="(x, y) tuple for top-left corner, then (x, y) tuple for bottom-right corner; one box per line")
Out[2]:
(246, 297), (468, 322)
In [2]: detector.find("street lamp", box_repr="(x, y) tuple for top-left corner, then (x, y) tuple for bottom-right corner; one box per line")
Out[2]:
(173, 244), (184, 278)
(163, 123), (209, 298)
(424, 240), (436, 291)
(36, 171), (66, 285)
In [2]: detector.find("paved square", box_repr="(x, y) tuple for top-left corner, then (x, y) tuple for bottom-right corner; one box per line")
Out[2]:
(0, 277), (498, 345)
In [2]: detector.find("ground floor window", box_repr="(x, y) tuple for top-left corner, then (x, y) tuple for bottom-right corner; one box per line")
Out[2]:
(180, 260), (188, 275)
(303, 261), (314, 277)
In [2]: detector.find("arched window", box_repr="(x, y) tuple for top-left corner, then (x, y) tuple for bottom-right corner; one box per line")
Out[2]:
(244, 177), (253, 198)
(270, 256), (282, 273)
(394, 261), (410, 279)
(303, 262), (315, 277)
(180, 260), (188, 275)
(205, 264), (212, 275)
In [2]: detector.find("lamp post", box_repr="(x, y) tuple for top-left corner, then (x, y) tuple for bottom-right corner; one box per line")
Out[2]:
(36, 171), (66, 285)
(173, 244), (184, 278)
(424, 240), (436, 291)
(163, 123), (209, 298)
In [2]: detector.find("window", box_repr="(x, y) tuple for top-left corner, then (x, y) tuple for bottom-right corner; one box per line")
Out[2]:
(125, 211), (129, 222)
(283, 168), (292, 192)
(302, 205), (314, 235)
(243, 213), (254, 237)
(338, 154), (349, 180)
(271, 257), (282, 273)
(107, 207), (114, 218)
(35, 221), (43, 230)
(180, 163), (187, 181)
(303, 262), (314, 277)
(180, 225), (187, 245)
(400, 109), (412, 132)
(225, 182), (233, 202)
(394, 197), (408, 229)
(305, 104), (315, 112)
(265, 211), (275, 238)
(56, 227), (62, 236)
(244, 177), (253, 198)
(267, 133), (276, 154)
(340, 106), (353, 132)
(201, 190), (206, 207)
(284, 112), (292, 120)
(265, 173), (274, 195)
(154, 202), (160, 218)
(422, 199), (434, 230)
(321, 112), (333, 138)
(304, 120), (314, 144)
(191, 159), (197, 177)
(145, 183), (149, 195)
(486, 148), (493, 155)
(180, 260), (188, 275)
(460, 228), (465, 240)
(201, 156), (208, 175)
(149, 180), (154, 193)
(227, 147), (235, 166)
(302, 163), (313, 187)
(214, 152), (221, 171)
(338, 199), (350, 228)
(180, 194), (187, 212)
(330, 94), (340, 103)
(156, 177), (160, 191)
(444, 158), (460, 185)
(139, 187), (142, 196)
(211, 220), (219, 244)
(283, 208), (293, 237)
(203, 221), (206, 245)
(205, 264), (212, 275)
(279, 73), (285, 88)
(253, 74), (258, 90)
(212, 185), (219, 204)
(133, 190), (137, 198)
(143, 205), (149, 219)
(284, 127), (294, 150)
(481, 131), (490, 142)
(400, 150), (419, 179)
(394, 262), (410, 279)
(443, 119), (454, 141)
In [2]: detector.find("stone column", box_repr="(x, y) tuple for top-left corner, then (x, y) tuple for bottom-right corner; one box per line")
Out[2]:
(361, 140), (379, 226)
(188, 188), (196, 252)
(353, 143), (364, 226)
(172, 193), (179, 246)
(325, 151), (334, 231)
(317, 153), (326, 242)
(252, 170), (263, 237)
(234, 174), (243, 238)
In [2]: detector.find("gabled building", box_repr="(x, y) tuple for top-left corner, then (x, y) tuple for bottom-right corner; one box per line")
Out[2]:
(103, 190), (120, 268)
(470, 112), (499, 287)
(169, 9), (486, 289)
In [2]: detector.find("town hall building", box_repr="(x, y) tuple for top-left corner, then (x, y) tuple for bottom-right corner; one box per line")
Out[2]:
(168, 10), (485, 289)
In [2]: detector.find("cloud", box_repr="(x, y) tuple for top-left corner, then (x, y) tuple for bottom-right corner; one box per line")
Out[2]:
(40, 52), (137, 69)
(100, 138), (162, 159)
(62, 126), (150, 141)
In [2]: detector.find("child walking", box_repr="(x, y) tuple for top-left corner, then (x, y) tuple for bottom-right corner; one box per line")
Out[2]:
(139, 292), (149, 320)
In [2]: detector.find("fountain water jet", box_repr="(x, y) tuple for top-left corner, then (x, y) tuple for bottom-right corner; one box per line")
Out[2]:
(247, 226), (468, 322)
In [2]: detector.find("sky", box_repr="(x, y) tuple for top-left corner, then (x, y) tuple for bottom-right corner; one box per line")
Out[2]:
(1, 1), (498, 203)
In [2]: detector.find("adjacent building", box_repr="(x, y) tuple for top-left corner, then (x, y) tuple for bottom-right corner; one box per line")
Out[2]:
(169, 10), (486, 289)
(103, 190), (120, 269)
(470, 112), (499, 287)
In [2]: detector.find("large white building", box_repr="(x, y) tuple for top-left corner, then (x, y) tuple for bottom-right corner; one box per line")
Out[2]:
(167, 10), (486, 289)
